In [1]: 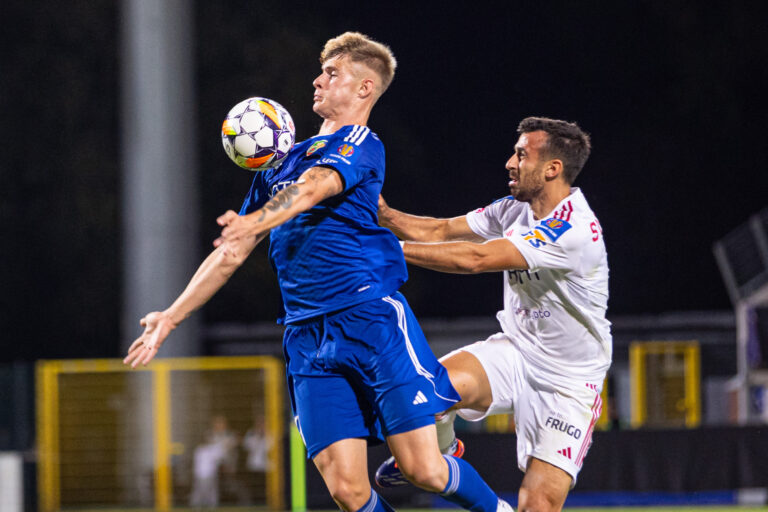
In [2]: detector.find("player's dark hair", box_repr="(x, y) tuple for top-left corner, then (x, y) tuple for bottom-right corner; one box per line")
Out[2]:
(518, 117), (591, 184)
(321, 32), (397, 95)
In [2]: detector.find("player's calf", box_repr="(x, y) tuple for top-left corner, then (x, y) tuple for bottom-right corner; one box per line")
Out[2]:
(375, 438), (464, 488)
(516, 491), (564, 512)
(394, 453), (447, 492)
(517, 458), (570, 512)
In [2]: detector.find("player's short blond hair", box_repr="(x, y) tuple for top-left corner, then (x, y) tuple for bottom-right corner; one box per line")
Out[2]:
(320, 32), (397, 95)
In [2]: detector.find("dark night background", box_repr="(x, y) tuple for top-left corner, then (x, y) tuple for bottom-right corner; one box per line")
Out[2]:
(1, 1), (767, 362)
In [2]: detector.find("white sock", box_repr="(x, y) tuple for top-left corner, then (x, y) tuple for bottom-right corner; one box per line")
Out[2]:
(497, 498), (515, 512)
(436, 410), (458, 454)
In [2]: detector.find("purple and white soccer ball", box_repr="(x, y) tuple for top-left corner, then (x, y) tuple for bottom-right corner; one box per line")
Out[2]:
(221, 97), (295, 171)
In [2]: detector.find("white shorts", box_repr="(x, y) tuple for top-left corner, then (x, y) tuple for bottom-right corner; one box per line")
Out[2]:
(441, 332), (604, 484)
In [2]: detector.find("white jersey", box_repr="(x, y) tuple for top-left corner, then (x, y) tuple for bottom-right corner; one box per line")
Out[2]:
(466, 188), (612, 383)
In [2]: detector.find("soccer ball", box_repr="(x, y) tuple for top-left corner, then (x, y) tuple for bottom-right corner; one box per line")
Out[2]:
(221, 97), (295, 171)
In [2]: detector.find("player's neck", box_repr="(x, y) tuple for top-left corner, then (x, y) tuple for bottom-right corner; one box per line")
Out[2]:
(317, 105), (373, 136)
(530, 185), (571, 220)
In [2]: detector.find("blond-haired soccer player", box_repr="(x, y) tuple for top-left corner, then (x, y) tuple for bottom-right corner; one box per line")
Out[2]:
(376, 117), (611, 512)
(124, 32), (511, 512)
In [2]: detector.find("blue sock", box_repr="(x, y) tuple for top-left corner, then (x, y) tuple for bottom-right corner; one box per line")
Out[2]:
(440, 455), (499, 512)
(355, 489), (395, 512)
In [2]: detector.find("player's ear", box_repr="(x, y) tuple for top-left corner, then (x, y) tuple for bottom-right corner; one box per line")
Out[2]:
(359, 78), (375, 98)
(545, 159), (564, 180)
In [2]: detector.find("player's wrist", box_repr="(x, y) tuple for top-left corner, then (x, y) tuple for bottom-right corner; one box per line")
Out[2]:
(161, 309), (182, 329)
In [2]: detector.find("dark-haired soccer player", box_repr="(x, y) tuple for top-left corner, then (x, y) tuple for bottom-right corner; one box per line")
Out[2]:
(124, 32), (511, 512)
(376, 117), (611, 512)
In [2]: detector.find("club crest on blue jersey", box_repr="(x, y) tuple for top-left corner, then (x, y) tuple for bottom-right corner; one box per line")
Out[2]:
(522, 218), (572, 247)
(337, 144), (355, 157)
(306, 140), (327, 156)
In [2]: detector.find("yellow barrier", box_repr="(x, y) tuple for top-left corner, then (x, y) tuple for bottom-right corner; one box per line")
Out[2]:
(629, 341), (701, 428)
(37, 356), (285, 512)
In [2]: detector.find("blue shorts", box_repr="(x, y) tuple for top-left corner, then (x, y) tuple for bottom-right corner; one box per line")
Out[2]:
(283, 292), (460, 459)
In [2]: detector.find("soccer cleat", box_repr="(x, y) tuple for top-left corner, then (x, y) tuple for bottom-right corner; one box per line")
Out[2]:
(375, 439), (465, 488)
(450, 438), (465, 458)
(374, 457), (408, 488)
(497, 498), (515, 512)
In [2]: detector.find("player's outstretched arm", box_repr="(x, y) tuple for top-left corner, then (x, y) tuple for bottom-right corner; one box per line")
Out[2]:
(123, 234), (263, 368)
(215, 166), (344, 247)
(403, 238), (528, 274)
(378, 195), (483, 243)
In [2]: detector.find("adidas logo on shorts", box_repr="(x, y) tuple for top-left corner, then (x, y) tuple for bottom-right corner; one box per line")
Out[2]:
(412, 390), (428, 405)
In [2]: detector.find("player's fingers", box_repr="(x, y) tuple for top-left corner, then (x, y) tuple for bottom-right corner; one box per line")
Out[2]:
(130, 346), (149, 368)
(125, 337), (146, 357)
(217, 210), (237, 226)
(139, 346), (158, 367)
(123, 348), (141, 366)
(135, 328), (166, 366)
(130, 354), (143, 369)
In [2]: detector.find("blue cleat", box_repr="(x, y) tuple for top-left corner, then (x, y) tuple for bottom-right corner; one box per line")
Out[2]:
(375, 439), (465, 488)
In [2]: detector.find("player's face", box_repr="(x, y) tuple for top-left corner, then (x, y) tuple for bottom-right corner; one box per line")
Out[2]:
(506, 131), (549, 202)
(312, 55), (364, 119)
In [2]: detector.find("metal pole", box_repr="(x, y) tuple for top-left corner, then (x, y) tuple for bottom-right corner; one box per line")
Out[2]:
(120, 0), (200, 357)
(120, 1), (199, 505)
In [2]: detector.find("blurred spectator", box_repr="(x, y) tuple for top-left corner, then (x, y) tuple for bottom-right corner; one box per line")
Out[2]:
(189, 415), (237, 507)
(242, 416), (271, 473)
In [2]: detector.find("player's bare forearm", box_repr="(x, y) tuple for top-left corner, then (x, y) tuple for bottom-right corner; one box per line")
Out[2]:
(403, 238), (529, 274)
(215, 166), (343, 246)
(125, 233), (262, 368)
(378, 195), (481, 242)
(168, 236), (262, 323)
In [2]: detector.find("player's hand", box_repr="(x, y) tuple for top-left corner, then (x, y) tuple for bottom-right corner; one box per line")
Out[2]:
(214, 210), (253, 248)
(123, 311), (177, 368)
(377, 194), (394, 227)
(378, 194), (389, 214)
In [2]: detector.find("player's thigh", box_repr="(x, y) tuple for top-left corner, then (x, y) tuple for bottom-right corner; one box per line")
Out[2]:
(440, 332), (525, 420)
(284, 321), (383, 459)
(440, 349), (493, 411)
(331, 294), (461, 435)
(515, 377), (602, 485)
(289, 372), (382, 460)
(518, 457), (571, 512)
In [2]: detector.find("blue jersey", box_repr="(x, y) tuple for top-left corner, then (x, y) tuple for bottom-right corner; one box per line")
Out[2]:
(239, 124), (407, 324)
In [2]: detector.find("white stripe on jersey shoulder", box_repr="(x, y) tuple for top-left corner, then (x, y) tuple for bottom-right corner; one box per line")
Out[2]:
(343, 125), (362, 142)
(343, 125), (371, 146)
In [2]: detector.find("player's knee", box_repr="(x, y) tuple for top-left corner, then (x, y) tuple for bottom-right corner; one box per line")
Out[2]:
(395, 457), (446, 492)
(325, 478), (370, 511)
